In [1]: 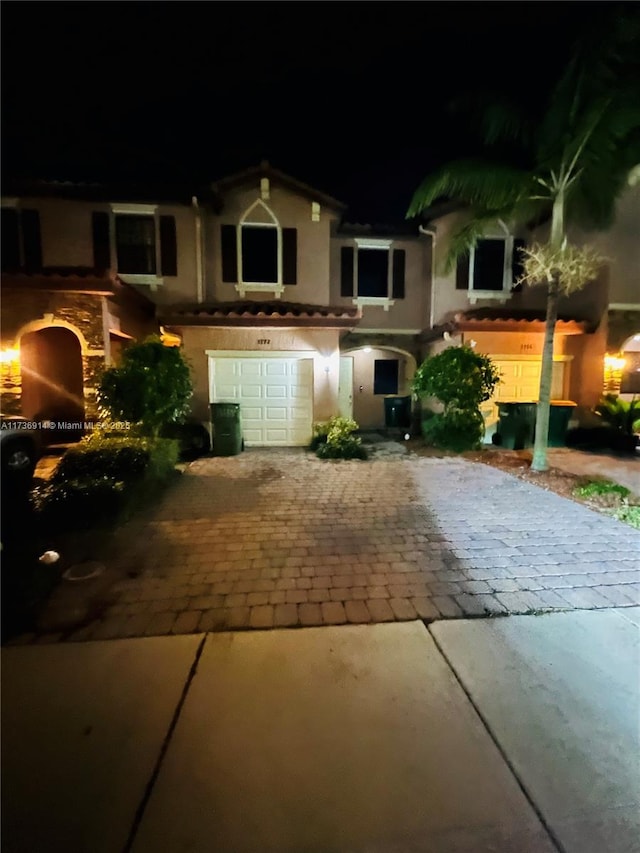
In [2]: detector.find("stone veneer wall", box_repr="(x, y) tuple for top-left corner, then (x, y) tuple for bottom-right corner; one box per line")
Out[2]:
(0, 290), (107, 419)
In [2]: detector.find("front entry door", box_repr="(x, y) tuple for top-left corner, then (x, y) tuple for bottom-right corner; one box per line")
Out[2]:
(338, 356), (353, 420)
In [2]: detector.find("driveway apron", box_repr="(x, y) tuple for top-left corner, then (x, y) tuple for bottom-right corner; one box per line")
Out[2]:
(32, 449), (640, 642)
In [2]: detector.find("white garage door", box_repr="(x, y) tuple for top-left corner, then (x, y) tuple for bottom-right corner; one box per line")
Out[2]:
(209, 357), (314, 446)
(481, 359), (566, 440)
(492, 360), (565, 402)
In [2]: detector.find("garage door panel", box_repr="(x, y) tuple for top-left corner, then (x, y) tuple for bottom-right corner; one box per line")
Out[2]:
(239, 386), (262, 398)
(210, 356), (314, 446)
(265, 407), (287, 420)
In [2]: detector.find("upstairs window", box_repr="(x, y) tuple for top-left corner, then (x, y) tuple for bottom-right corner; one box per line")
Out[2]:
(92, 207), (177, 282)
(115, 214), (156, 275)
(220, 199), (297, 297)
(340, 239), (405, 309)
(457, 236), (525, 303)
(1, 207), (42, 272)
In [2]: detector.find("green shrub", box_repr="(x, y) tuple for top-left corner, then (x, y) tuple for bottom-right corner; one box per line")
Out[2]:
(610, 503), (640, 529)
(421, 408), (485, 452)
(34, 435), (179, 531)
(316, 436), (369, 460)
(594, 394), (640, 436)
(33, 476), (127, 529)
(413, 347), (501, 410)
(573, 479), (630, 499)
(312, 416), (368, 460)
(98, 336), (193, 437)
(413, 347), (500, 452)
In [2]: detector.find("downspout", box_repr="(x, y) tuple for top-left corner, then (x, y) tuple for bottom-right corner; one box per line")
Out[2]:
(419, 225), (437, 329)
(192, 196), (204, 303)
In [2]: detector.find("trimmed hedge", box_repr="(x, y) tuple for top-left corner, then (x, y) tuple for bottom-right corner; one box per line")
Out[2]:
(34, 435), (179, 530)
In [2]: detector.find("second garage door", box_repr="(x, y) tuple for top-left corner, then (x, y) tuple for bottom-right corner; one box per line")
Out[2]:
(209, 357), (314, 446)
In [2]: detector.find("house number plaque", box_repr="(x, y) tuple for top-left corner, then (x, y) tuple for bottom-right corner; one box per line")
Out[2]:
(257, 339), (271, 345)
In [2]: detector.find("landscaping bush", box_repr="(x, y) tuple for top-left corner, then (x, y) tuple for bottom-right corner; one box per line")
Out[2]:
(33, 435), (179, 531)
(573, 479), (630, 500)
(413, 347), (500, 453)
(421, 407), (485, 452)
(160, 419), (211, 459)
(98, 336), (193, 437)
(311, 416), (368, 460)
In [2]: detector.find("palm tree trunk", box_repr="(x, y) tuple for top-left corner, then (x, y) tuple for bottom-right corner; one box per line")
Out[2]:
(532, 277), (559, 472)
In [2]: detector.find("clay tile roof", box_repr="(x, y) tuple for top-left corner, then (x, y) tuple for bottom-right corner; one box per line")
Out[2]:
(159, 300), (361, 327)
(454, 307), (590, 334)
(211, 163), (347, 211)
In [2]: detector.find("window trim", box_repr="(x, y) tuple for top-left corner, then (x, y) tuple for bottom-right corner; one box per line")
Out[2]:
(110, 203), (164, 288)
(349, 238), (397, 311)
(235, 200), (284, 298)
(467, 235), (515, 304)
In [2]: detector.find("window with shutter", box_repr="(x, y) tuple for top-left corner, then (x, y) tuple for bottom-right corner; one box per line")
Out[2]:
(21, 209), (42, 272)
(221, 225), (238, 283)
(92, 211), (111, 270)
(341, 246), (354, 297)
(282, 228), (297, 285)
(1, 208), (20, 271)
(456, 253), (470, 289)
(1, 208), (42, 272)
(159, 216), (177, 276)
(115, 214), (156, 275)
(392, 249), (405, 299)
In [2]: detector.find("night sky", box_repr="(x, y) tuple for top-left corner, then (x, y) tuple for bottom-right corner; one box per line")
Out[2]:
(0, 1), (624, 223)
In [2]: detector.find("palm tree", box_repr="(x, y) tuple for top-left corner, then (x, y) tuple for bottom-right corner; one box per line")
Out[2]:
(407, 9), (640, 471)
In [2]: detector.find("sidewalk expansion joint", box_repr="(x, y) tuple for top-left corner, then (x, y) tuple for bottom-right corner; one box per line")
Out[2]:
(122, 634), (207, 853)
(427, 625), (566, 853)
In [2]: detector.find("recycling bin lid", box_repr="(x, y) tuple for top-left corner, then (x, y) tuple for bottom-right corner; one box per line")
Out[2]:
(548, 400), (577, 407)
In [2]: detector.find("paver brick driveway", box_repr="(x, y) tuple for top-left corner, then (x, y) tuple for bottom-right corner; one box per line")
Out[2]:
(55, 449), (640, 642)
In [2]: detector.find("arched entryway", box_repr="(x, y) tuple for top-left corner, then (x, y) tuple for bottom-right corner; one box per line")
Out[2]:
(20, 327), (85, 444)
(342, 346), (417, 429)
(621, 333), (640, 395)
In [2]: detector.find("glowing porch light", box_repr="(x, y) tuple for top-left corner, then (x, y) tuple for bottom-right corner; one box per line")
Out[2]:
(0, 348), (20, 364)
(604, 354), (626, 371)
(363, 346), (372, 353)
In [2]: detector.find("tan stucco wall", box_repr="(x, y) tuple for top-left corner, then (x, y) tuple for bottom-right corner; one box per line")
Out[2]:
(467, 331), (569, 358)
(329, 235), (431, 332)
(564, 184), (640, 307)
(346, 347), (415, 429)
(430, 212), (611, 327)
(9, 197), (199, 306)
(206, 183), (339, 304)
(175, 326), (342, 427)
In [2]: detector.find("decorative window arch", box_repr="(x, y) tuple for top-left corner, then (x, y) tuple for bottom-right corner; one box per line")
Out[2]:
(220, 198), (298, 298)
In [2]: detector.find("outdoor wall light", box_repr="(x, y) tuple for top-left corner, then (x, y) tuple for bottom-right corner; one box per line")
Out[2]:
(604, 354), (626, 371)
(0, 348), (20, 364)
(363, 346), (372, 353)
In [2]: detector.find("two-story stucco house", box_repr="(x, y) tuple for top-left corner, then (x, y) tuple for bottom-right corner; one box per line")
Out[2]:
(1, 164), (637, 446)
(417, 178), (640, 435)
(0, 165), (431, 444)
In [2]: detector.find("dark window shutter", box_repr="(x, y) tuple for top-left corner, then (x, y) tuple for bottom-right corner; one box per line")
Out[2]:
(512, 238), (526, 285)
(392, 249), (405, 299)
(282, 227), (297, 285)
(340, 246), (354, 297)
(221, 225), (238, 283)
(22, 209), (42, 272)
(92, 211), (111, 271)
(159, 215), (177, 276)
(455, 252), (470, 289)
(1, 208), (20, 271)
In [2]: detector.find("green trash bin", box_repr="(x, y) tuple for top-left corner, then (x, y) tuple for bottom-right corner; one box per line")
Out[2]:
(547, 400), (577, 447)
(384, 396), (412, 429)
(494, 402), (537, 450)
(210, 403), (243, 456)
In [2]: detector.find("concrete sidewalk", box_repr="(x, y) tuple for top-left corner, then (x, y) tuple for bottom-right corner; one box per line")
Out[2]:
(546, 447), (640, 496)
(3, 614), (639, 852)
